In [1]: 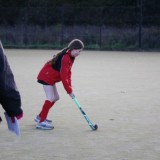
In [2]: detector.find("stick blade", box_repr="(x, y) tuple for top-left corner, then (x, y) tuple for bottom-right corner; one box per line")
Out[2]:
(90, 124), (98, 131)
(94, 124), (98, 130)
(94, 124), (98, 131)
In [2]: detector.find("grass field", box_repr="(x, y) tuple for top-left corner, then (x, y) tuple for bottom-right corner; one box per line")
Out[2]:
(0, 49), (160, 160)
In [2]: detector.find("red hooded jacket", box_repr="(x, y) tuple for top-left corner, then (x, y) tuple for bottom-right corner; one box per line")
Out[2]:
(37, 50), (75, 94)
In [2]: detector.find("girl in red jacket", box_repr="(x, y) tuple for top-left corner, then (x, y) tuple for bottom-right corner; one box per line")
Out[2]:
(35, 39), (84, 130)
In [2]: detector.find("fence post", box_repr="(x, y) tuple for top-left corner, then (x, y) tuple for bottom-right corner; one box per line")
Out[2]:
(138, 0), (143, 49)
(99, 7), (103, 50)
(60, 6), (64, 47)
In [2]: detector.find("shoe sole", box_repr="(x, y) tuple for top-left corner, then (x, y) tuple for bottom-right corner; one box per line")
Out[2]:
(36, 125), (54, 130)
(34, 119), (52, 123)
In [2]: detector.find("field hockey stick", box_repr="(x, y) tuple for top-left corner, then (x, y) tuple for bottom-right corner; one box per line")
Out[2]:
(73, 97), (98, 131)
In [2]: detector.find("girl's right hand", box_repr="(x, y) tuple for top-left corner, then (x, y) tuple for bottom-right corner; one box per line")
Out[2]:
(69, 92), (75, 99)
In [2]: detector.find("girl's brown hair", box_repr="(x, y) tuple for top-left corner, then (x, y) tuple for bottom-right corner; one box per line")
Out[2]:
(68, 39), (84, 50)
(51, 39), (84, 65)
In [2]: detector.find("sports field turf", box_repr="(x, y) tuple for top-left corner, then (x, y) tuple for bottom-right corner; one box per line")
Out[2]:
(0, 49), (160, 160)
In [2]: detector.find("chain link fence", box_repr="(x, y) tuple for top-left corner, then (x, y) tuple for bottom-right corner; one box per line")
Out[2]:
(0, 3), (160, 50)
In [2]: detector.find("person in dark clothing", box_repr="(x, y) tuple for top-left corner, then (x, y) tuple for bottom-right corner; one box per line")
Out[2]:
(0, 40), (23, 134)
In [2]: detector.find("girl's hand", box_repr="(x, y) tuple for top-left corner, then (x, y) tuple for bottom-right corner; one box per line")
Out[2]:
(69, 92), (75, 99)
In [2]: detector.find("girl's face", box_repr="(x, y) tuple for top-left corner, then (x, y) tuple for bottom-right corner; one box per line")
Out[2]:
(71, 49), (83, 57)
